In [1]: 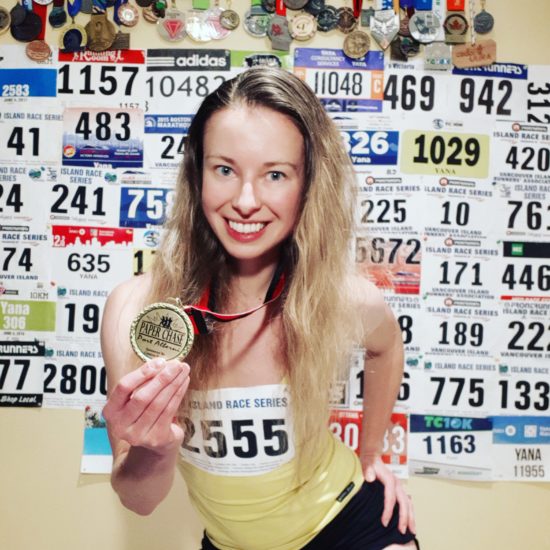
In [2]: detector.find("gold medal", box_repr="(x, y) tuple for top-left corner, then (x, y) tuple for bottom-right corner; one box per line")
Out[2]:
(130, 301), (194, 362)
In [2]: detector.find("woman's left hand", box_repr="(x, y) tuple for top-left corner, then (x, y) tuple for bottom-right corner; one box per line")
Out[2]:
(362, 453), (416, 535)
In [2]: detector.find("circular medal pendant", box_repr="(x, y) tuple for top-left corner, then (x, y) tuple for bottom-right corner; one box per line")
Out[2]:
(49, 6), (67, 28)
(130, 302), (195, 362)
(59, 23), (88, 52)
(157, 7), (186, 41)
(336, 6), (357, 34)
(408, 11), (440, 44)
(244, 9), (271, 37)
(305, 0), (324, 16)
(343, 29), (370, 59)
(118, 3), (139, 27)
(0, 7), (11, 35)
(220, 8), (239, 30)
(26, 39), (51, 61)
(444, 13), (468, 38)
(186, 9), (213, 42)
(85, 13), (117, 51)
(473, 10), (494, 34)
(289, 12), (316, 41)
(10, 11), (43, 43)
(283, 0), (308, 9)
(317, 5), (338, 32)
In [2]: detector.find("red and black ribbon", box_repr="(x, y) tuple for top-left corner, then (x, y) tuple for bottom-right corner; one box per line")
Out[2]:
(187, 263), (286, 335)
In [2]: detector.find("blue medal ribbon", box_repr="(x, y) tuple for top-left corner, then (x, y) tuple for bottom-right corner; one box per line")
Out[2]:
(400, 0), (414, 8)
(67, 0), (82, 18)
(413, 0), (432, 9)
(22, 0), (33, 11)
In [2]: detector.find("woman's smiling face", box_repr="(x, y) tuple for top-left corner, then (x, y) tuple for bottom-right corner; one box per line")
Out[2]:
(201, 104), (305, 270)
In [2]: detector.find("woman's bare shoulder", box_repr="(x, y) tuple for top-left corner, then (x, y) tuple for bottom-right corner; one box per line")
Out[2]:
(346, 271), (386, 311)
(106, 272), (152, 312)
(345, 271), (395, 345)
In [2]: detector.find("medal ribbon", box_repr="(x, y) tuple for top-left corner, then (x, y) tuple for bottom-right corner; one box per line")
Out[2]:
(413, 0), (431, 9)
(352, 0), (362, 19)
(67, 0), (82, 18)
(31, 1), (48, 39)
(113, 0), (126, 25)
(276, 0), (285, 16)
(447, 0), (464, 10)
(185, 264), (286, 335)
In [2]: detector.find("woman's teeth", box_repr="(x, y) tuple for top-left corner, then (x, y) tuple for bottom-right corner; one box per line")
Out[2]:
(228, 221), (266, 234)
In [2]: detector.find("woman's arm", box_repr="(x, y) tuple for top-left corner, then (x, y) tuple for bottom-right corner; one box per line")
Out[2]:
(355, 278), (415, 534)
(101, 277), (190, 515)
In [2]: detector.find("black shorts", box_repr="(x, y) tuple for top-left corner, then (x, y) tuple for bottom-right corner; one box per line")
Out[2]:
(200, 480), (419, 550)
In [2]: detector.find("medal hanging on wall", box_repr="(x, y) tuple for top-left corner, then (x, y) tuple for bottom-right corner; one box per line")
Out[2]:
(110, 0), (134, 49)
(243, 0), (271, 38)
(219, 0), (239, 30)
(473, 0), (493, 34)
(186, 0), (224, 43)
(304, 0), (324, 17)
(451, 0), (496, 68)
(205, 0), (232, 40)
(316, 4), (338, 32)
(443, 10), (468, 44)
(288, 10), (316, 41)
(185, 0), (212, 43)
(408, 0), (439, 44)
(157, 0), (186, 41)
(343, 0), (369, 59)
(370, 8), (398, 49)
(23, 0), (53, 60)
(10, 0), (43, 43)
(130, 268), (286, 362)
(337, 2), (358, 34)
(49, 0), (68, 27)
(59, 0), (87, 52)
(116, 0), (139, 27)
(283, 0), (308, 10)
(85, 0), (117, 51)
(267, 0), (292, 51)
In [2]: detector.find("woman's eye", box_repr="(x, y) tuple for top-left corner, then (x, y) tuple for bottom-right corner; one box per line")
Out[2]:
(216, 166), (233, 176)
(268, 171), (285, 181)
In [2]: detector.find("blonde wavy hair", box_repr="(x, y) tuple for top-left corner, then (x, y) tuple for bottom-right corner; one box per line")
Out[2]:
(148, 67), (360, 467)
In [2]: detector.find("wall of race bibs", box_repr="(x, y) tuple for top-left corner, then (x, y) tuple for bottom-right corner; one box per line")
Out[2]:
(1, 0), (549, 549)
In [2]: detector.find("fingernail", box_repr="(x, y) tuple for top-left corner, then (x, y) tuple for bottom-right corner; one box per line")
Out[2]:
(151, 358), (165, 369)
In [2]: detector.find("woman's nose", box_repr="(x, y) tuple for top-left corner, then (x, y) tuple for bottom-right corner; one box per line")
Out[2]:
(232, 181), (260, 216)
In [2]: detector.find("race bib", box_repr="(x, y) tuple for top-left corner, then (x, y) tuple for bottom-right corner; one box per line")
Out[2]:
(180, 384), (295, 476)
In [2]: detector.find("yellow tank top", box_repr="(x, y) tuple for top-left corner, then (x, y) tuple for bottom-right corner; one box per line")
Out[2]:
(177, 383), (364, 550)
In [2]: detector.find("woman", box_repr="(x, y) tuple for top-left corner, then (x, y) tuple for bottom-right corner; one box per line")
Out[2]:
(101, 67), (418, 550)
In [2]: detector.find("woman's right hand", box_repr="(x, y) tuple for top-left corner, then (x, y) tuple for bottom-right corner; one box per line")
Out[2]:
(102, 358), (190, 455)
